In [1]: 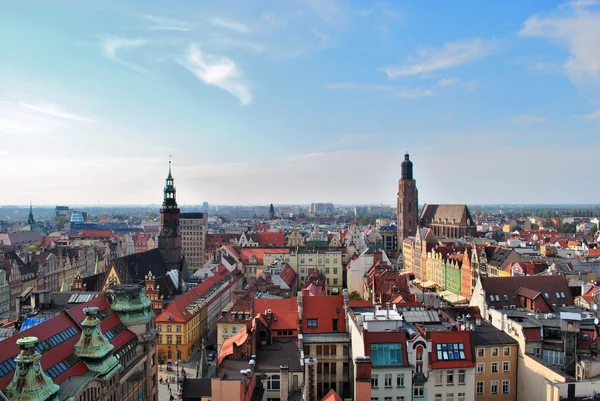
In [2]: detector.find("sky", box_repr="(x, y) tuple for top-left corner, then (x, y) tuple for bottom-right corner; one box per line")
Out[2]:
(1, 0), (599, 206)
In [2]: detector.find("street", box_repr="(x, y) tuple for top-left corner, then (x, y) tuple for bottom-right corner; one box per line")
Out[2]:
(408, 283), (444, 307)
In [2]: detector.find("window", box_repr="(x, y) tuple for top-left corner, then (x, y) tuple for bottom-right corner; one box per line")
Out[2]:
(332, 319), (338, 332)
(502, 380), (510, 394)
(232, 327), (237, 334)
(446, 394), (453, 401)
(495, 295), (500, 301)
(503, 347), (510, 356)
(333, 268), (338, 274)
(167, 325), (172, 332)
(435, 395), (442, 401)
(371, 343), (403, 365)
(325, 268), (330, 274)
(491, 380), (498, 395)
(414, 386), (424, 398)
(396, 373), (405, 387)
(167, 336), (172, 344)
(333, 278), (338, 285)
(157, 325), (162, 332)
(267, 375), (280, 390)
(436, 343), (466, 360)
(371, 374), (379, 388)
(458, 370), (465, 385)
(457, 393), (465, 401)
(544, 292), (550, 299)
(397, 398), (405, 401)
(435, 371), (442, 386)
(503, 294), (508, 301)
(555, 292), (561, 298)
(583, 334), (589, 341)
(543, 349), (564, 365)
(307, 319), (318, 328)
(503, 361), (510, 372)
(476, 382), (484, 395)
(491, 362), (498, 373)
(176, 325), (182, 332)
(416, 349), (423, 361)
(477, 363), (484, 374)
(176, 336), (181, 345)
(560, 291), (566, 298)
(492, 347), (499, 356)
(371, 398), (378, 401)
(385, 398), (392, 401)
(447, 370), (454, 385)
(477, 348), (484, 358)
(384, 374), (392, 388)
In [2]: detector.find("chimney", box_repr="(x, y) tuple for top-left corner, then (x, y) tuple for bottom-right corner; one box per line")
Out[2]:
(279, 365), (289, 401)
(373, 249), (383, 266)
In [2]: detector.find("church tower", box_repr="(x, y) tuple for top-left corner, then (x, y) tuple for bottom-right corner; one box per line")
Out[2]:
(397, 153), (418, 244)
(158, 160), (183, 272)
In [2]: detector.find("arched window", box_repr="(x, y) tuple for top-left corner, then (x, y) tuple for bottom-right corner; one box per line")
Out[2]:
(267, 374), (281, 390)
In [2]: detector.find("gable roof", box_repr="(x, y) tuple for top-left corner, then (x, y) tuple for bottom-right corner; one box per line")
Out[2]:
(481, 275), (573, 308)
(419, 204), (474, 226)
(115, 248), (178, 298)
(321, 389), (343, 401)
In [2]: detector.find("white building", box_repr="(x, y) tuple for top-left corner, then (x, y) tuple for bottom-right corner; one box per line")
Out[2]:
(347, 249), (390, 296)
(180, 212), (208, 271)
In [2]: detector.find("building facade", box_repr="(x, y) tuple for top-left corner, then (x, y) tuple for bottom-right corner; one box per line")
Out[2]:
(180, 212), (208, 272)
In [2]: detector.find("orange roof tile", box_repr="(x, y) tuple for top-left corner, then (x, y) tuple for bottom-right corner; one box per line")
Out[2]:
(217, 326), (248, 365)
(321, 389), (343, 401)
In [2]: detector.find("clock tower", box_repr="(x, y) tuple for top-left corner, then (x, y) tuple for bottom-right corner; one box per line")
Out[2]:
(158, 160), (183, 272)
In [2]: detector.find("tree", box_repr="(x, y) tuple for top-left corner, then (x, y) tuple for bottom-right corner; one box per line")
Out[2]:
(157, 350), (167, 365)
(348, 291), (363, 301)
(558, 223), (576, 234)
(53, 216), (68, 231)
(587, 224), (598, 236)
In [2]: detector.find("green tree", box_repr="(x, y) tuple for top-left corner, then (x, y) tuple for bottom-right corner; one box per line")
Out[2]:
(587, 224), (598, 236)
(53, 216), (68, 231)
(348, 291), (363, 301)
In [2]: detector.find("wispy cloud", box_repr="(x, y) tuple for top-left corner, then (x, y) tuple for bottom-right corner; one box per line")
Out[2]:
(99, 36), (148, 74)
(209, 17), (251, 34)
(509, 114), (549, 124)
(437, 77), (459, 86)
(140, 14), (194, 31)
(182, 43), (252, 105)
(327, 83), (436, 98)
(0, 101), (95, 135)
(520, 2), (600, 84)
(583, 108), (600, 119)
(312, 29), (330, 43)
(382, 38), (496, 77)
(210, 35), (266, 52)
(19, 102), (97, 123)
(301, 0), (347, 26)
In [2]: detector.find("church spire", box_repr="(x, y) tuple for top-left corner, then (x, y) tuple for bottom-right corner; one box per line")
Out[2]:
(27, 202), (35, 225)
(163, 159), (177, 209)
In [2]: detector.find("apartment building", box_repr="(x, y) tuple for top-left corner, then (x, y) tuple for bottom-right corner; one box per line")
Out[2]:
(180, 212), (208, 271)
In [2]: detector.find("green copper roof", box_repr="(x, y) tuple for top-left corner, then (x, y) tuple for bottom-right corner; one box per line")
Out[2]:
(4, 337), (60, 401)
(107, 285), (153, 325)
(73, 307), (120, 378)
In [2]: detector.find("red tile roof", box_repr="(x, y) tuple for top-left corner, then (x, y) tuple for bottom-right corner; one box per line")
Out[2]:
(321, 389), (343, 401)
(588, 248), (600, 257)
(302, 295), (346, 334)
(0, 295), (135, 388)
(156, 270), (235, 323)
(253, 297), (299, 331)
(428, 330), (474, 369)
(257, 230), (285, 247)
(77, 230), (115, 238)
(217, 326), (248, 365)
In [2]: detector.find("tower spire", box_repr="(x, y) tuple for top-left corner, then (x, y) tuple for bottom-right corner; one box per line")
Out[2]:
(27, 201), (35, 225)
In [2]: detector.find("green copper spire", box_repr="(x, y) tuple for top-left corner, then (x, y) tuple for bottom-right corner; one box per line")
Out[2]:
(107, 285), (153, 326)
(4, 337), (60, 401)
(74, 307), (120, 378)
(27, 202), (35, 225)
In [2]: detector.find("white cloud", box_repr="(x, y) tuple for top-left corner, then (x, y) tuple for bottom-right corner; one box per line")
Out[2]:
(19, 102), (97, 123)
(141, 14), (194, 31)
(0, 108), (63, 135)
(327, 83), (436, 98)
(583, 108), (600, 119)
(383, 38), (495, 77)
(100, 36), (148, 74)
(312, 29), (330, 43)
(510, 114), (549, 124)
(437, 77), (459, 86)
(182, 43), (252, 105)
(520, 3), (600, 84)
(301, 0), (347, 26)
(209, 17), (251, 34)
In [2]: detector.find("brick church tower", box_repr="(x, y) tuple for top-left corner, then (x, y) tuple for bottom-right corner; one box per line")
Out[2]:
(158, 160), (183, 272)
(397, 153), (419, 244)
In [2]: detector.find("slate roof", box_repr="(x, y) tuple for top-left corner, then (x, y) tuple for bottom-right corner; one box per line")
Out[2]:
(481, 275), (573, 308)
(115, 248), (178, 298)
(419, 204), (474, 226)
(470, 321), (518, 347)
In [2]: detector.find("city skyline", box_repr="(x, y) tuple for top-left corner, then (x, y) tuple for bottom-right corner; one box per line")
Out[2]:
(2, 0), (600, 205)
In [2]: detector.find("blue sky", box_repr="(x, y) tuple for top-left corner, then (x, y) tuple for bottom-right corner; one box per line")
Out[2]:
(1, 0), (599, 205)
